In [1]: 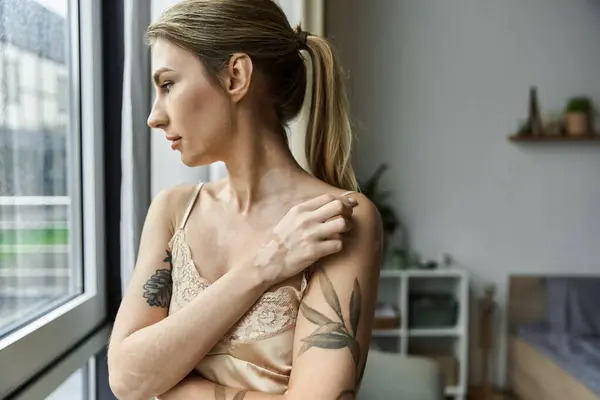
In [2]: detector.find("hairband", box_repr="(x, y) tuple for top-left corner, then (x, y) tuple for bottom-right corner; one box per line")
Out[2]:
(295, 26), (309, 50)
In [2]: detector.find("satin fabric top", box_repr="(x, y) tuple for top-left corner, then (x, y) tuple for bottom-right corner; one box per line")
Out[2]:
(167, 182), (307, 393)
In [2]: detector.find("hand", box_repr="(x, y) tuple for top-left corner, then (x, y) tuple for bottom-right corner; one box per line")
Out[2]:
(255, 194), (358, 286)
(157, 373), (212, 400)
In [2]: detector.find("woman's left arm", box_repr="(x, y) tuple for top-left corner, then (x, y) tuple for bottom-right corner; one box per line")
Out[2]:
(160, 196), (383, 400)
(285, 196), (382, 399)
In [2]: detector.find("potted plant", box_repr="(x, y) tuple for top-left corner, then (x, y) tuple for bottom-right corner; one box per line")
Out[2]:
(358, 163), (399, 257)
(564, 96), (594, 136)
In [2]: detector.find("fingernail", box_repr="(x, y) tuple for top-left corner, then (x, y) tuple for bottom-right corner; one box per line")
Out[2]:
(348, 197), (357, 205)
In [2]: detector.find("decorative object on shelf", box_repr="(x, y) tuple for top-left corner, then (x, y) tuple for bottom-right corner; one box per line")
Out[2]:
(373, 302), (401, 330)
(418, 260), (438, 270)
(358, 163), (400, 257)
(542, 111), (564, 136)
(522, 86), (544, 136)
(564, 96), (595, 137)
(509, 93), (600, 142)
(390, 248), (410, 270)
(408, 293), (458, 328)
(442, 253), (454, 269)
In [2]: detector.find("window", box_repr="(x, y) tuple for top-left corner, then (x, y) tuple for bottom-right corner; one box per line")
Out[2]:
(46, 361), (93, 400)
(56, 74), (69, 114)
(2, 59), (21, 106)
(0, 0), (106, 398)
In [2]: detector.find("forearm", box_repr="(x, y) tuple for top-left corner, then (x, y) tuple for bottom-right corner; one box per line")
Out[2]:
(158, 375), (284, 400)
(110, 264), (270, 400)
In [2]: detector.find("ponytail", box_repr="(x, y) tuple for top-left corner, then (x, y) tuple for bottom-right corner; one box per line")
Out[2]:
(304, 35), (358, 191)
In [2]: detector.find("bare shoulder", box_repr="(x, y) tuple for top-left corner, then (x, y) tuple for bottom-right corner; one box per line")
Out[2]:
(322, 186), (382, 241)
(149, 184), (200, 231)
(337, 191), (383, 264)
(301, 179), (382, 243)
(347, 192), (381, 232)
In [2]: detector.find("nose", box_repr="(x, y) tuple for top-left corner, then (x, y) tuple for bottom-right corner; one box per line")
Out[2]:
(147, 99), (168, 129)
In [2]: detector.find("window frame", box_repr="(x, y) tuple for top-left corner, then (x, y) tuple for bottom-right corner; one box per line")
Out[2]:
(0, 0), (107, 397)
(11, 325), (110, 400)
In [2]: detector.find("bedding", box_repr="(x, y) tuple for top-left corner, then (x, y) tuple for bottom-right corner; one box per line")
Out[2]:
(517, 322), (600, 396)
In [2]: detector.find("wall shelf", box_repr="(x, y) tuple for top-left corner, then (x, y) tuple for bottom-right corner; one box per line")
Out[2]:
(508, 134), (600, 142)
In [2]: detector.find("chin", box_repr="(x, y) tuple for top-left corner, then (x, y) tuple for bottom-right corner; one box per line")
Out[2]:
(179, 151), (216, 168)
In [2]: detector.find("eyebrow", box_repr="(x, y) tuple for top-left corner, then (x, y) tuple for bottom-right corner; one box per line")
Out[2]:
(152, 67), (174, 86)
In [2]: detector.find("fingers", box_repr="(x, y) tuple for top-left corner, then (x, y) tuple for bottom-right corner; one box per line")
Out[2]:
(295, 194), (337, 212)
(295, 193), (358, 213)
(313, 198), (355, 222)
(315, 214), (353, 239)
(313, 239), (344, 259)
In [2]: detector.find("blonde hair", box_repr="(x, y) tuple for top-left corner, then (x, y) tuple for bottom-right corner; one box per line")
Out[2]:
(147, 0), (358, 191)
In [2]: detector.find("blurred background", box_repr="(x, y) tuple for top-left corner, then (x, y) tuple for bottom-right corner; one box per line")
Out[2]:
(1, 0), (599, 399)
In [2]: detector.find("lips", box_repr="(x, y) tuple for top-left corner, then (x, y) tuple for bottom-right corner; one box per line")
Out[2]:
(166, 135), (182, 150)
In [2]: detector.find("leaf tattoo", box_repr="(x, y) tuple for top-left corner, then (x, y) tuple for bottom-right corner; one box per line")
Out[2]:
(232, 390), (248, 400)
(214, 383), (226, 400)
(142, 250), (173, 308)
(349, 279), (362, 337)
(319, 271), (344, 322)
(300, 302), (335, 325)
(299, 269), (364, 386)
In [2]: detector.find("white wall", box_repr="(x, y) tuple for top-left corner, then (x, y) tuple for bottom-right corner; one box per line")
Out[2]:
(327, 0), (600, 388)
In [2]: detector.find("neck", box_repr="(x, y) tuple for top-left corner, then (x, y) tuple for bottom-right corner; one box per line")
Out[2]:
(220, 124), (307, 213)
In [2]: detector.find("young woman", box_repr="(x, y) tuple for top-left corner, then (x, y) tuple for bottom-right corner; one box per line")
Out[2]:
(107, 1), (382, 399)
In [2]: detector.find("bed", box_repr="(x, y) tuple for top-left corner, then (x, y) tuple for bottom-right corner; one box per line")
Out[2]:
(507, 275), (600, 400)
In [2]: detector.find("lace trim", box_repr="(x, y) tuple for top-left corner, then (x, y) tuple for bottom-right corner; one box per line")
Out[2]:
(168, 230), (209, 312)
(168, 229), (301, 345)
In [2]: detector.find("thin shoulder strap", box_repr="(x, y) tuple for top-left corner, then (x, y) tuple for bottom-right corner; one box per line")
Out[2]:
(180, 182), (204, 230)
(341, 190), (355, 197)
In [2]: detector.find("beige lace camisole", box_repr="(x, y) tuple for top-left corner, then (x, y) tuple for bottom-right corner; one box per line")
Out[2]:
(169, 183), (306, 393)
(167, 182), (354, 393)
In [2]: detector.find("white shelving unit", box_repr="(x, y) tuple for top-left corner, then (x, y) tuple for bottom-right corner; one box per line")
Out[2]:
(372, 268), (469, 400)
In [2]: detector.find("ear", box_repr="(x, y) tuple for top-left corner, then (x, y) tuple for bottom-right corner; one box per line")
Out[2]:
(222, 53), (253, 103)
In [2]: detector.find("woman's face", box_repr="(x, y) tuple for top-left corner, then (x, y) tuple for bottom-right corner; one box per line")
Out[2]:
(148, 38), (233, 166)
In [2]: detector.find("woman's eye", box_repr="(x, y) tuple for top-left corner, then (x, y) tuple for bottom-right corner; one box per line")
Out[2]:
(161, 81), (173, 93)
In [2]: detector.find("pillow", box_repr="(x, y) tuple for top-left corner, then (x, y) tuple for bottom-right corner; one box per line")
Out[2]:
(545, 277), (600, 337)
(544, 278), (570, 332)
(566, 279), (600, 336)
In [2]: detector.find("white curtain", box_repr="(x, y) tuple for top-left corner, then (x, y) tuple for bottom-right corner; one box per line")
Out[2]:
(120, 0), (152, 294)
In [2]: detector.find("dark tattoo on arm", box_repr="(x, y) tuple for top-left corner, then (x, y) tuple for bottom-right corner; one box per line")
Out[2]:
(142, 250), (173, 308)
(214, 383), (226, 400)
(214, 383), (247, 400)
(298, 269), (365, 389)
(232, 390), (248, 400)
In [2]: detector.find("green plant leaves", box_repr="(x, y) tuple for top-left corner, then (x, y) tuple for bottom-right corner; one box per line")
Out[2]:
(358, 163), (399, 236)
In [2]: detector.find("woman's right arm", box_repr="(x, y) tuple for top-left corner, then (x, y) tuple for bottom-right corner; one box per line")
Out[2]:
(108, 190), (356, 400)
(108, 187), (273, 400)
